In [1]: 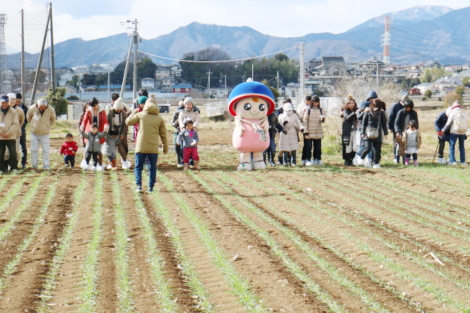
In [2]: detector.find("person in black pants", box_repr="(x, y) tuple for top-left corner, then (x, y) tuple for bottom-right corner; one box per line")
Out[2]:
(434, 109), (450, 164)
(360, 100), (388, 169)
(15, 93), (28, 168)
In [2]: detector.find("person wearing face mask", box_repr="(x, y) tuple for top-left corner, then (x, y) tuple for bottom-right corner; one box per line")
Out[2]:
(278, 103), (305, 167)
(359, 100), (388, 169)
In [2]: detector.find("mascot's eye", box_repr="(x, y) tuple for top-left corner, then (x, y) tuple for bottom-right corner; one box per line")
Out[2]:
(244, 103), (252, 110)
(259, 104), (266, 111)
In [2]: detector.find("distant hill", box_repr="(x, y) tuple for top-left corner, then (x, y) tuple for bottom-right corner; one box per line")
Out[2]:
(5, 5), (470, 69)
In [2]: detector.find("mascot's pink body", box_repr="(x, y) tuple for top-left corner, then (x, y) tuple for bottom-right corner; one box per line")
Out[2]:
(232, 119), (270, 153)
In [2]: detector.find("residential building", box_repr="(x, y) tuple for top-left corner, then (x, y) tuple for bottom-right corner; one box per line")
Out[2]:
(142, 77), (155, 90)
(172, 84), (192, 93)
(315, 57), (347, 76)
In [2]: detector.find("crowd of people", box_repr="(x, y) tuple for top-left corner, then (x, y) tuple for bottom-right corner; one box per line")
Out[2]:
(0, 87), (468, 191)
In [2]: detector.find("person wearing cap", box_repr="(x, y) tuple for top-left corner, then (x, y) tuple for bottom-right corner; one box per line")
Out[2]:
(126, 94), (168, 193)
(107, 97), (131, 169)
(80, 97), (109, 168)
(394, 100), (419, 164)
(178, 97), (200, 131)
(15, 93), (28, 168)
(434, 108), (451, 164)
(4, 93), (24, 170)
(0, 95), (19, 174)
(26, 98), (56, 170)
(389, 94), (408, 164)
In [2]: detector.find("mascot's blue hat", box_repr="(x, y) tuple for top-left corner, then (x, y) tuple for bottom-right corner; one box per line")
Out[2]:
(228, 80), (275, 116)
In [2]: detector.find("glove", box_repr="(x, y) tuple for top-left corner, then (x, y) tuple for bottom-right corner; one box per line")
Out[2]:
(438, 131), (443, 137)
(283, 121), (288, 126)
(300, 128), (305, 133)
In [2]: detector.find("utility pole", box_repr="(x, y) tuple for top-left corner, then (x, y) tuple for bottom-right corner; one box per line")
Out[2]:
(251, 63), (254, 80)
(49, 3), (56, 93)
(207, 69), (212, 97)
(224, 74), (227, 97)
(299, 42), (305, 100)
(31, 8), (51, 105)
(20, 9), (25, 98)
(107, 65), (110, 103)
(376, 62), (379, 90)
(120, 36), (133, 99)
(133, 18), (138, 100)
(276, 71), (280, 90)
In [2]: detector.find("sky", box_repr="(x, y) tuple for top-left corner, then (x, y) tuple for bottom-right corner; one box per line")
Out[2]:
(1, 0), (469, 54)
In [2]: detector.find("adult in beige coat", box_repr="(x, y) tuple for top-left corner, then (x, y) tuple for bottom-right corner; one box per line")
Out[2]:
(4, 93), (24, 168)
(302, 97), (325, 166)
(126, 94), (168, 192)
(178, 97), (200, 131)
(26, 98), (56, 170)
(0, 95), (19, 174)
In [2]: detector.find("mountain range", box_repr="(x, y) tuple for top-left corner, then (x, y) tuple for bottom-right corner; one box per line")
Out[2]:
(5, 5), (470, 69)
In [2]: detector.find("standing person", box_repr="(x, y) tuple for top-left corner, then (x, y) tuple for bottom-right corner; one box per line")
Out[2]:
(178, 97), (200, 131)
(442, 101), (468, 165)
(102, 127), (121, 170)
(106, 93), (120, 111)
(359, 100), (388, 169)
(60, 133), (78, 169)
(302, 95), (324, 166)
(341, 96), (358, 166)
(15, 93), (28, 168)
(26, 98), (56, 170)
(394, 99), (419, 164)
(107, 97), (131, 169)
(132, 95), (147, 140)
(80, 123), (106, 171)
(0, 95), (19, 174)
(263, 109), (284, 167)
(434, 109), (450, 164)
(133, 88), (148, 110)
(172, 100), (185, 167)
(388, 94), (408, 164)
(276, 98), (294, 165)
(297, 95), (312, 165)
(355, 91), (378, 166)
(176, 119), (200, 170)
(4, 93), (24, 170)
(402, 120), (421, 166)
(278, 103), (304, 166)
(78, 102), (90, 149)
(126, 94), (168, 193)
(80, 98), (108, 167)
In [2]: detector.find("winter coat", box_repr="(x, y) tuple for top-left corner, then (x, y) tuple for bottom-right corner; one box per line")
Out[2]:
(296, 101), (309, 120)
(278, 111), (303, 151)
(172, 105), (185, 131)
(267, 111), (284, 138)
(388, 101), (403, 132)
(19, 103), (28, 129)
(107, 108), (128, 137)
(341, 109), (358, 143)
(12, 106), (24, 138)
(177, 129), (199, 148)
(178, 108), (200, 130)
(80, 107), (108, 144)
(0, 106), (19, 140)
(102, 134), (121, 156)
(26, 104), (56, 136)
(80, 131), (106, 153)
(399, 129), (422, 155)
(361, 110), (388, 142)
(394, 109), (419, 134)
(442, 105), (467, 135)
(60, 141), (78, 156)
(302, 107), (324, 139)
(126, 100), (168, 154)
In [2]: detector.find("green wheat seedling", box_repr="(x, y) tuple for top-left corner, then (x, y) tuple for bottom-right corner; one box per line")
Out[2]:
(126, 173), (214, 312)
(0, 177), (58, 292)
(214, 171), (390, 313)
(252, 173), (469, 311)
(110, 172), (136, 313)
(0, 176), (29, 216)
(78, 172), (104, 313)
(0, 173), (47, 243)
(124, 174), (179, 313)
(188, 172), (347, 313)
(158, 173), (267, 313)
(0, 176), (12, 193)
(36, 175), (87, 313)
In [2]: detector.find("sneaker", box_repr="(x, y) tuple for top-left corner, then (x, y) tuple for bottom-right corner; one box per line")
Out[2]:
(301, 160), (307, 166)
(65, 164), (70, 168)
(96, 165), (104, 172)
(356, 158), (364, 166)
(80, 160), (88, 170)
(89, 165), (96, 171)
(136, 186), (142, 193)
(291, 163), (296, 167)
(11, 169), (18, 174)
(373, 164), (381, 169)
(449, 162), (458, 166)
(437, 157), (446, 164)
(317, 160), (323, 166)
(364, 158), (372, 168)
(393, 158), (398, 164)
(177, 164), (183, 168)
(306, 160), (313, 166)
(414, 160), (419, 167)
(352, 155), (358, 166)
(107, 164), (112, 170)
(460, 162), (468, 166)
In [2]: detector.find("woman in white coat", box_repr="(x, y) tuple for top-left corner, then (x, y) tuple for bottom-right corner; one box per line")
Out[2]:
(278, 103), (304, 166)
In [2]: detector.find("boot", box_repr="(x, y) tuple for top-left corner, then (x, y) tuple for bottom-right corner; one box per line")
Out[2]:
(270, 154), (276, 167)
(291, 151), (297, 166)
(194, 161), (201, 170)
(111, 159), (118, 170)
(183, 163), (189, 171)
(404, 158), (410, 166)
(283, 152), (290, 166)
(413, 160), (418, 167)
(278, 155), (283, 166)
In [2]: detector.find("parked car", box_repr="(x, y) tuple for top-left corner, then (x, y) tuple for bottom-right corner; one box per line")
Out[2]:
(158, 103), (170, 113)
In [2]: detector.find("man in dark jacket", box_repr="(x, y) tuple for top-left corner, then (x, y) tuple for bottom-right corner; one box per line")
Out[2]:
(394, 100), (419, 164)
(389, 94), (408, 163)
(263, 110), (285, 166)
(15, 93), (28, 168)
(435, 109), (450, 164)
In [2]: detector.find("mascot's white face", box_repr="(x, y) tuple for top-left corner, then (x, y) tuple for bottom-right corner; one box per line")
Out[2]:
(235, 97), (269, 119)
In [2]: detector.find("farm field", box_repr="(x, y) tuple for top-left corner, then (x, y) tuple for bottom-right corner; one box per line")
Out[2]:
(0, 108), (470, 312)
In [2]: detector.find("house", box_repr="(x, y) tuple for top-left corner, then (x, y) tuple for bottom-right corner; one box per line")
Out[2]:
(433, 76), (462, 93)
(172, 84), (192, 93)
(355, 56), (385, 75)
(155, 64), (182, 92)
(423, 61), (441, 69)
(409, 87), (421, 96)
(414, 83), (432, 94)
(315, 57), (347, 76)
(141, 78), (155, 90)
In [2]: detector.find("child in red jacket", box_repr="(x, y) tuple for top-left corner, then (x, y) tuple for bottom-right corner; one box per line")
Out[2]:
(60, 133), (78, 168)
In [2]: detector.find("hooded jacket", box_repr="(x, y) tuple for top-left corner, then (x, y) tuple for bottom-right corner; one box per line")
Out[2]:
(388, 101), (404, 132)
(80, 130), (106, 153)
(394, 109), (419, 134)
(442, 102), (467, 135)
(0, 106), (19, 140)
(341, 108), (358, 141)
(26, 104), (56, 136)
(126, 97), (168, 154)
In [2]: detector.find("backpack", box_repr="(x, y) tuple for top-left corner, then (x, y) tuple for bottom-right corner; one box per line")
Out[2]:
(454, 110), (468, 133)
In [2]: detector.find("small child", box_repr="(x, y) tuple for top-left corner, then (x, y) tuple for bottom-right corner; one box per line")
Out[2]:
(403, 120), (422, 166)
(103, 126), (121, 170)
(176, 119), (200, 170)
(80, 123), (106, 171)
(60, 133), (78, 169)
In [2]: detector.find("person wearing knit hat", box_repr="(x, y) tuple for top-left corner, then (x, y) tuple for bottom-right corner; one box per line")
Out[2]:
(107, 97), (131, 169)
(228, 79), (276, 170)
(126, 94), (168, 192)
(178, 97), (200, 131)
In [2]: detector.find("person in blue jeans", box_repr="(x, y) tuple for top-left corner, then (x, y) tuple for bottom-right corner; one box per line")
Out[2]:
(354, 90), (377, 165)
(126, 94), (168, 192)
(442, 101), (467, 165)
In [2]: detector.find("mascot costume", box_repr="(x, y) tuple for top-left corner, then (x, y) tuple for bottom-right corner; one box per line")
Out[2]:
(228, 79), (275, 170)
